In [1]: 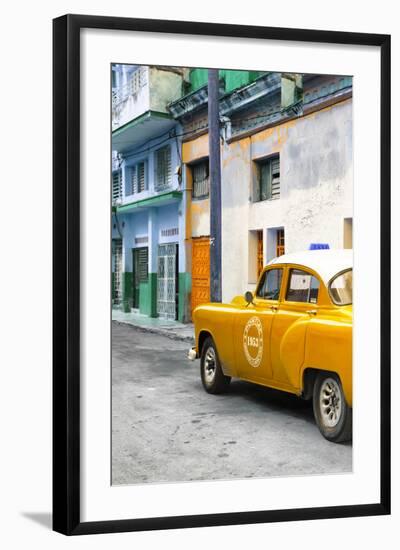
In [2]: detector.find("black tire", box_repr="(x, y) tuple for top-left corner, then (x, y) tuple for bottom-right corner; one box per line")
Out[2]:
(312, 372), (352, 443)
(200, 336), (231, 394)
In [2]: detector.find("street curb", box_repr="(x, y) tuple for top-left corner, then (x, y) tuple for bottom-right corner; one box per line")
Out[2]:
(112, 320), (195, 344)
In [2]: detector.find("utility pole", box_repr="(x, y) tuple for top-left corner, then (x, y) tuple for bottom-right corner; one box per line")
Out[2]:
(208, 69), (222, 302)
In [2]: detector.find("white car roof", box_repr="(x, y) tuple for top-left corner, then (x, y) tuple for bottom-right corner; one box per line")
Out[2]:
(267, 249), (353, 285)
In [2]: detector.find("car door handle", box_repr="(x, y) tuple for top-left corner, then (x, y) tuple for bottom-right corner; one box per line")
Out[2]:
(306, 309), (317, 315)
(270, 305), (278, 312)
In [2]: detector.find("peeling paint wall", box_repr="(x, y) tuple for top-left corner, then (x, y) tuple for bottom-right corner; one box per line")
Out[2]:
(149, 68), (185, 113)
(179, 99), (353, 302)
(112, 66), (184, 130)
(182, 134), (210, 239)
(190, 199), (210, 237)
(221, 99), (353, 300)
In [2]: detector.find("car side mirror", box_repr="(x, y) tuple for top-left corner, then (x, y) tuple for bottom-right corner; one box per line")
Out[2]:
(244, 291), (254, 306)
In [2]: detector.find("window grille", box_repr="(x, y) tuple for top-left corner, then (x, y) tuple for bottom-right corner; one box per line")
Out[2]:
(276, 229), (285, 257)
(129, 66), (147, 95)
(130, 70), (141, 95)
(155, 146), (172, 191)
(161, 227), (179, 237)
(256, 155), (280, 201)
(112, 239), (123, 305)
(157, 243), (178, 320)
(192, 160), (209, 199)
(112, 67), (148, 108)
(112, 171), (122, 203)
(134, 236), (148, 245)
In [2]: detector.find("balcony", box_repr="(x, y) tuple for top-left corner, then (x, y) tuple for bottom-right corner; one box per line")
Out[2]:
(112, 66), (186, 153)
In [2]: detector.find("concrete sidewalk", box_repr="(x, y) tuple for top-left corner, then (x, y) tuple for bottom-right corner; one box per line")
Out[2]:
(112, 309), (194, 343)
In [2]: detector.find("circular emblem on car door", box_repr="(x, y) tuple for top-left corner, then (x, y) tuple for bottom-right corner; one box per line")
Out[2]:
(243, 316), (263, 368)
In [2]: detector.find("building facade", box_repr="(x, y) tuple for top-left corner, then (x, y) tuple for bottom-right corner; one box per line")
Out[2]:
(111, 64), (191, 321)
(112, 66), (353, 322)
(169, 69), (353, 311)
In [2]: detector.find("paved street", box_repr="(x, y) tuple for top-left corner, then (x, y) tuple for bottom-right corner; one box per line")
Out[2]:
(112, 322), (352, 485)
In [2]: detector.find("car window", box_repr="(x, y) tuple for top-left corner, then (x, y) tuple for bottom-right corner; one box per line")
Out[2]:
(329, 269), (352, 305)
(256, 268), (283, 300)
(286, 269), (320, 303)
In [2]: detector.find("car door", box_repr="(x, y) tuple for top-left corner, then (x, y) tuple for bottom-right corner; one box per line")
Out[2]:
(234, 267), (284, 382)
(270, 266), (321, 388)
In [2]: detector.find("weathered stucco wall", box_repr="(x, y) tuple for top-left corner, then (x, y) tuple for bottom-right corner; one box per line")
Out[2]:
(113, 66), (184, 130)
(221, 98), (353, 301)
(149, 68), (184, 113)
(112, 66), (150, 130)
(182, 134), (210, 239)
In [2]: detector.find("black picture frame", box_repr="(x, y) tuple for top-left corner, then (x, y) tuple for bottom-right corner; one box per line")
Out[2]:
(53, 14), (391, 536)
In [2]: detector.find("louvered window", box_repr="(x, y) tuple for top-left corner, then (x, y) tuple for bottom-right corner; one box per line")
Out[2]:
(256, 155), (280, 201)
(112, 170), (122, 203)
(128, 162), (147, 195)
(192, 160), (209, 199)
(155, 146), (172, 191)
(134, 247), (149, 284)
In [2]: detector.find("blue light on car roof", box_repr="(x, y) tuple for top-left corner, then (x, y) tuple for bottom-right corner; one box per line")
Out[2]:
(309, 243), (330, 250)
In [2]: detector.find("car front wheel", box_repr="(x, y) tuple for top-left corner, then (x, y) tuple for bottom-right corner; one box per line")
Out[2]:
(200, 336), (231, 394)
(313, 372), (352, 443)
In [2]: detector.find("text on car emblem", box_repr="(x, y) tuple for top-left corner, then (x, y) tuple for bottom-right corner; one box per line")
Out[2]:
(243, 316), (264, 368)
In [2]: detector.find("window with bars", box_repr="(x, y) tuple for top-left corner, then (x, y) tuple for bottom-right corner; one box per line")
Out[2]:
(155, 145), (172, 191)
(192, 159), (209, 199)
(276, 229), (285, 257)
(129, 67), (147, 95)
(128, 161), (147, 195)
(255, 155), (280, 201)
(112, 170), (122, 203)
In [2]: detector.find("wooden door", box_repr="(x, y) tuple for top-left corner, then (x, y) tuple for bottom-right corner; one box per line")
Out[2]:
(257, 230), (264, 278)
(191, 237), (210, 315)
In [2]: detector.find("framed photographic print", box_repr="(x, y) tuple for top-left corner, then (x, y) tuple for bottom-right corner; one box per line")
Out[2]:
(53, 14), (391, 535)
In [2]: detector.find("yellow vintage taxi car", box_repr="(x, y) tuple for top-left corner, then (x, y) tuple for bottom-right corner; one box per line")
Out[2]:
(190, 249), (352, 443)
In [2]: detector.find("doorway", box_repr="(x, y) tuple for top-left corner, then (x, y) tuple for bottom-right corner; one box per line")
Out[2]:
(132, 247), (149, 309)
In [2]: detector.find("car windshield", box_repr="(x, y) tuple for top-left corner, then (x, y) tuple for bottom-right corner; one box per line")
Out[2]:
(329, 269), (352, 305)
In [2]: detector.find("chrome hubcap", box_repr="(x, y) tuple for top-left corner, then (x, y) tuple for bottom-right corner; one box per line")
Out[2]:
(204, 347), (216, 384)
(319, 378), (342, 428)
